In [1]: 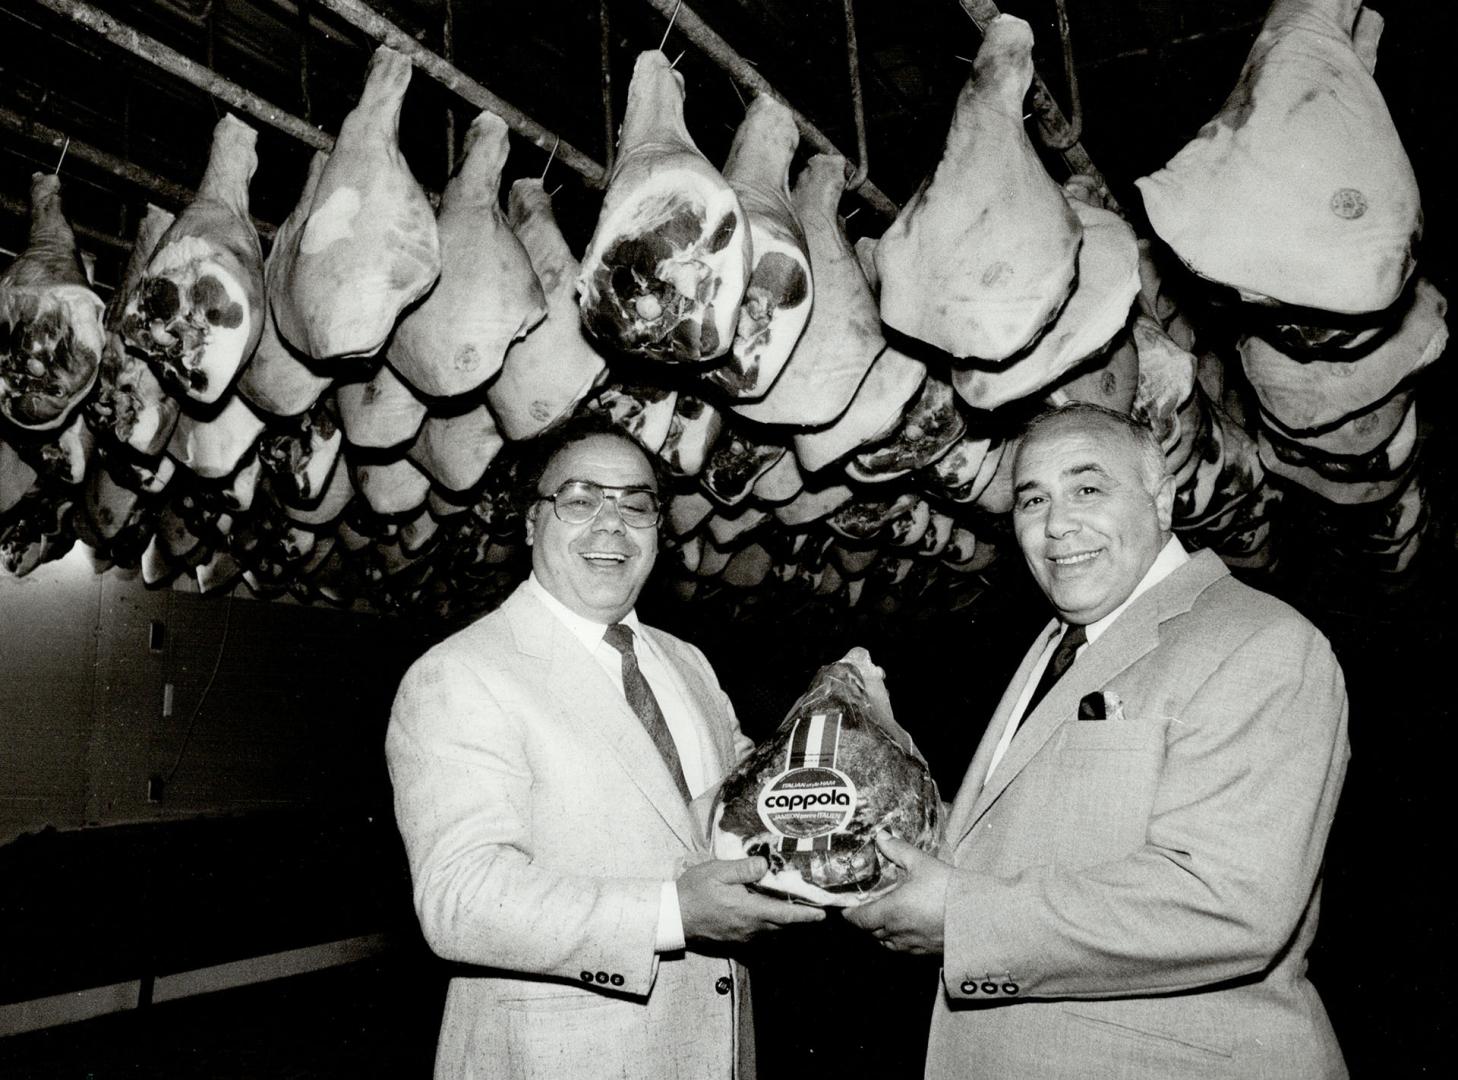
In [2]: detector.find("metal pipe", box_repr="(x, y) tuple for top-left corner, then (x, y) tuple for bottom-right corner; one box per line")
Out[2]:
(843, 0), (869, 192)
(638, 0), (898, 217)
(0, 106), (278, 240)
(600, 0), (616, 175)
(313, 0), (607, 185)
(1042, 0), (1084, 151)
(33, 0), (334, 152)
(957, 0), (1115, 209)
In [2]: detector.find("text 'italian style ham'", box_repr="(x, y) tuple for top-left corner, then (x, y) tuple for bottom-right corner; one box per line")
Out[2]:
(710, 647), (942, 906)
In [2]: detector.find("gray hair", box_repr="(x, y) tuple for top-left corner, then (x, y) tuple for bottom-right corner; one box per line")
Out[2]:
(1016, 403), (1169, 496)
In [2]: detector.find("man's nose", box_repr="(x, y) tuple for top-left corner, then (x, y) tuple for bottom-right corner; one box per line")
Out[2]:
(1044, 498), (1079, 538)
(591, 497), (627, 532)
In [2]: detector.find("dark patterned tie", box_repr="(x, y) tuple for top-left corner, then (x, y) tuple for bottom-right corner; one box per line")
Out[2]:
(1016, 623), (1088, 732)
(603, 623), (691, 802)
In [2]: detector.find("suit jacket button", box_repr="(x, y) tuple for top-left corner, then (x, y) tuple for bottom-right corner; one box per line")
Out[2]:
(959, 980), (979, 995)
(715, 976), (733, 995)
(980, 981), (999, 995)
(595, 971), (610, 984)
(580, 970), (595, 983)
(610, 974), (624, 987)
(1002, 982), (1019, 995)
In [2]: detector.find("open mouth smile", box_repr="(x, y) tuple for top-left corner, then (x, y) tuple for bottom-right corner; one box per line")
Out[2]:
(1049, 550), (1101, 567)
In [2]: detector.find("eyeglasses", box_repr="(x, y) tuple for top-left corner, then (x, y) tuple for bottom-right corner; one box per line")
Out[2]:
(539, 480), (662, 528)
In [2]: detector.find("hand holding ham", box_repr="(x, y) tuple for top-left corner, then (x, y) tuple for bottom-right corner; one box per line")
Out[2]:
(842, 833), (951, 955)
(678, 856), (826, 945)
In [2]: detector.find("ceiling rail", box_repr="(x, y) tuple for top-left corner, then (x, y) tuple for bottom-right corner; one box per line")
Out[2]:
(33, 0), (335, 152)
(0, 105), (278, 241)
(312, 0), (607, 185)
(639, 0), (898, 218)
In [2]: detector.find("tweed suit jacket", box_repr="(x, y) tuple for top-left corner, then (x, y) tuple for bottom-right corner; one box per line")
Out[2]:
(929, 550), (1350, 1080)
(386, 583), (756, 1080)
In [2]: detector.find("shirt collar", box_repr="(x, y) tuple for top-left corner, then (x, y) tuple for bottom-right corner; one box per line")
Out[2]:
(1081, 535), (1189, 645)
(525, 572), (643, 652)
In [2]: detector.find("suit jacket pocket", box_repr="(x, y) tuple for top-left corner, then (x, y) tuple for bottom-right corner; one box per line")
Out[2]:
(505, 996), (649, 1079)
(1056, 716), (1151, 753)
(1062, 1004), (1234, 1059)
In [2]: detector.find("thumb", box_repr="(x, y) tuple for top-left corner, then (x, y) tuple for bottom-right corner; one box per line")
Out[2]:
(875, 831), (923, 868)
(717, 855), (770, 884)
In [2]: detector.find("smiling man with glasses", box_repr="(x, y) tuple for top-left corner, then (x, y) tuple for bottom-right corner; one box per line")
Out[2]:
(386, 411), (821, 1080)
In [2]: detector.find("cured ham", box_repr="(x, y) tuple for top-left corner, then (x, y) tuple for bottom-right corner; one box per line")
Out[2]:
(491, 179), (607, 440)
(951, 196), (1139, 410)
(706, 94), (813, 399)
(587, 383), (679, 454)
(874, 15), (1081, 361)
(1136, 0), (1421, 313)
(94, 204), (180, 455)
(1238, 278), (1447, 432)
(272, 47), (441, 360)
(658, 395), (723, 478)
(733, 154), (882, 428)
(700, 434), (786, 507)
(258, 399), (344, 505)
(1, 172), (104, 430)
(239, 152), (333, 418)
(710, 647), (941, 906)
(407, 405), (504, 493)
(166, 396), (266, 480)
(846, 374), (965, 484)
(577, 49), (750, 363)
(120, 114), (264, 404)
(792, 346), (926, 473)
(389, 111), (546, 398)
(335, 364), (427, 450)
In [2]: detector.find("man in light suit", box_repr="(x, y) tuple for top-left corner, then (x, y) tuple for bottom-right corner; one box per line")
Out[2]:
(386, 414), (822, 1080)
(847, 403), (1350, 1079)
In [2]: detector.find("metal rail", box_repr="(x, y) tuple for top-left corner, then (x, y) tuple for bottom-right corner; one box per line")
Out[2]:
(34, 0), (335, 152)
(313, 0), (607, 185)
(957, 0), (1114, 209)
(0, 106), (277, 241)
(640, 0), (898, 217)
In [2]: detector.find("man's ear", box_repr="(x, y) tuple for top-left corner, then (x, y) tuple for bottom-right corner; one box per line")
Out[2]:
(1154, 473), (1176, 533)
(524, 503), (537, 547)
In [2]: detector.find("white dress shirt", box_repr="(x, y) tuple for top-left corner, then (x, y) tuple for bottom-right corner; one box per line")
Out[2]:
(525, 573), (704, 951)
(984, 536), (1189, 784)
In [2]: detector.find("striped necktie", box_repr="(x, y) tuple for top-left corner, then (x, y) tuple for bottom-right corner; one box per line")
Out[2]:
(603, 623), (691, 802)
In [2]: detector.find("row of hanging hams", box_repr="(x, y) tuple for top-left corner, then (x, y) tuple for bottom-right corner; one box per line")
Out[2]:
(1135, 0), (1440, 574)
(3, 0), (1445, 608)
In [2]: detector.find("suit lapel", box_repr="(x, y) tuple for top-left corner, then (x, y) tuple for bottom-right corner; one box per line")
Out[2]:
(642, 626), (734, 778)
(952, 550), (1230, 846)
(504, 588), (702, 850)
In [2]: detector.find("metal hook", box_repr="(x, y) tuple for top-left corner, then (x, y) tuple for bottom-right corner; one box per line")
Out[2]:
(1038, 0), (1084, 151)
(659, 0), (683, 52)
(541, 136), (560, 182)
(53, 135), (70, 175)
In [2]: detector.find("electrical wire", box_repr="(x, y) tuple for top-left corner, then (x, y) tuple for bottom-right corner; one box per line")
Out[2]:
(162, 590), (235, 785)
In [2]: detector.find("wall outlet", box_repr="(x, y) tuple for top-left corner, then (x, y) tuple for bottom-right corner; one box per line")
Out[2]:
(162, 682), (174, 718)
(147, 775), (164, 803)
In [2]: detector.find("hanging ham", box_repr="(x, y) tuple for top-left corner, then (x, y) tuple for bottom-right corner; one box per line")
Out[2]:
(120, 114), (264, 404)
(733, 154), (882, 428)
(792, 346), (926, 473)
(951, 194), (1139, 410)
(491, 179), (608, 440)
(1136, 0), (1421, 314)
(1, 172), (104, 430)
(94, 204), (180, 455)
(705, 94), (813, 399)
(239, 152), (333, 418)
(874, 15), (1082, 361)
(389, 111), (546, 398)
(272, 46), (441, 361)
(577, 49), (750, 363)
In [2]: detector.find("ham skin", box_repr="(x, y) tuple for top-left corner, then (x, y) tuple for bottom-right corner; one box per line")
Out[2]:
(875, 15), (1082, 361)
(1136, 0), (1421, 313)
(1, 172), (105, 431)
(491, 179), (608, 441)
(578, 50), (750, 363)
(706, 94), (813, 399)
(120, 114), (264, 404)
(388, 110), (546, 398)
(272, 46), (441, 361)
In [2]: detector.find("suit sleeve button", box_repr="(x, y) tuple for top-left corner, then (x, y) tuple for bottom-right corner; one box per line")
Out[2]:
(610, 974), (624, 987)
(715, 976), (733, 995)
(980, 981), (999, 995)
(959, 981), (979, 995)
(580, 971), (595, 983)
(595, 971), (610, 984)
(1002, 982), (1019, 995)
